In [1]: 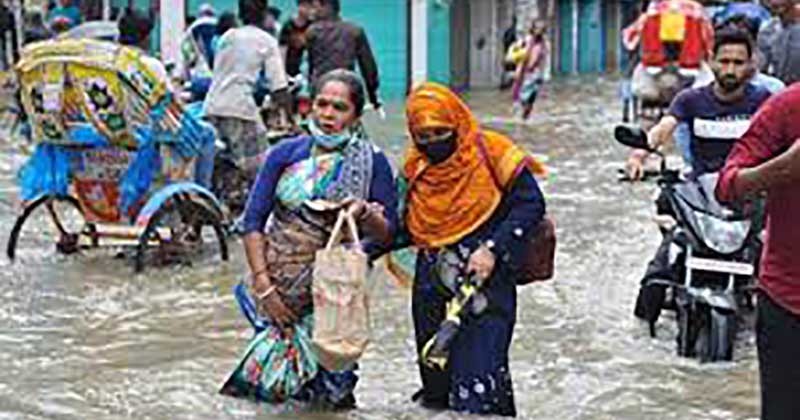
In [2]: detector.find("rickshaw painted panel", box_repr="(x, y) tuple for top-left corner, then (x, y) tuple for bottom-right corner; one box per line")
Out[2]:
(71, 147), (136, 223)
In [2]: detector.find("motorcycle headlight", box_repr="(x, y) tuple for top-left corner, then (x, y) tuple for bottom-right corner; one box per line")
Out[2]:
(693, 210), (751, 255)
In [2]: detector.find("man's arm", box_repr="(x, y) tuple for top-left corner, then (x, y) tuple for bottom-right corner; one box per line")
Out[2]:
(622, 14), (646, 51)
(262, 38), (291, 112)
(624, 115), (679, 181)
(716, 92), (797, 203)
(280, 23), (304, 77)
(734, 140), (800, 198)
(625, 90), (691, 180)
(648, 115), (680, 150)
(355, 27), (380, 108)
(757, 24), (776, 73)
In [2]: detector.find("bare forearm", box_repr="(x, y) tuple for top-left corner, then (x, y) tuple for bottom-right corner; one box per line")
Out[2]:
(735, 142), (800, 197)
(243, 232), (268, 279)
(649, 115), (679, 149)
(359, 212), (390, 247)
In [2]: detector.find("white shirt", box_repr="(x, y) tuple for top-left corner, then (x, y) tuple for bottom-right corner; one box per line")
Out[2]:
(203, 25), (288, 123)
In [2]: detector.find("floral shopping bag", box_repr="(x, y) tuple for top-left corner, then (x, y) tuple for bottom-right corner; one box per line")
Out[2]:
(312, 208), (370, 372)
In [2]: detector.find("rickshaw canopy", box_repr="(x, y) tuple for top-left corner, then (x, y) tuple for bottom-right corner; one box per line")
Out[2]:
(15, 38), (204, 155)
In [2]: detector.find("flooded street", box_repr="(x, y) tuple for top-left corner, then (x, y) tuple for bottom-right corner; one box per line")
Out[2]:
(0, 78), (759, 419)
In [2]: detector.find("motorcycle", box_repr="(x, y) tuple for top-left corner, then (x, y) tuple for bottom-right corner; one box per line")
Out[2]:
(615, 125), (760, 362)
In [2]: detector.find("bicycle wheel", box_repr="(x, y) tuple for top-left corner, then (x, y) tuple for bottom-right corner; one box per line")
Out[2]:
(6, 195), (88, 263)
(134, 194), (228, 273)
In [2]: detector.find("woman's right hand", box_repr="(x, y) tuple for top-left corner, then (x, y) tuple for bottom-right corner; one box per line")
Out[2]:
(259, 291), (297, 327)
(254, 276), (297, 326)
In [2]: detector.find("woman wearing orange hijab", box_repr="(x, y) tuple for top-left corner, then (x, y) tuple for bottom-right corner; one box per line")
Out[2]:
(400, 83), (546, 416)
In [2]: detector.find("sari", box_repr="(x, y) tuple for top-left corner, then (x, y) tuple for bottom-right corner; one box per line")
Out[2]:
(221, 131), (374, 408)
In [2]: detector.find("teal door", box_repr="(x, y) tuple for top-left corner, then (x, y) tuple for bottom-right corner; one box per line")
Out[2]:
(558, 0), (574, 74)
(427, 0), (450, 85)
(270, 0), (408, 100)
(578, 0), (604, 73)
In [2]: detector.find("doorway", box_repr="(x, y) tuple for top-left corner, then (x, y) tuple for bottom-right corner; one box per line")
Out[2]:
(450, 0), (470, 91)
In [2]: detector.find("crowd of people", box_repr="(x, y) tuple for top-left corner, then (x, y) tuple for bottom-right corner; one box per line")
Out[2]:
(619, 2), (799, 420)
(1, 0), (799, 418)
(2, 0), (538, 416)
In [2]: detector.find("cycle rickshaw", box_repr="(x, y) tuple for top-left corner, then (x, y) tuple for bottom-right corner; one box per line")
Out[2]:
(5, 38), (228, 272)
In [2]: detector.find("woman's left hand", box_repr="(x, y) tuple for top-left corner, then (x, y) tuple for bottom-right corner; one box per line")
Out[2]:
(347, 199), (384, 222)
(467, 244), (496, 281)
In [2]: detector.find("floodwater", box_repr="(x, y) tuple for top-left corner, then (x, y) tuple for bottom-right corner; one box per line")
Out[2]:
(0, 78), (759, 420)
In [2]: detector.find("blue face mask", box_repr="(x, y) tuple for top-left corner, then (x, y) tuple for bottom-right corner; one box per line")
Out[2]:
(308, 119), (352, 149)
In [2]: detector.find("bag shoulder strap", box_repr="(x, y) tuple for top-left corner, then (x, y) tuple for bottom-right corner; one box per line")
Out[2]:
(475, 134), (504, 191)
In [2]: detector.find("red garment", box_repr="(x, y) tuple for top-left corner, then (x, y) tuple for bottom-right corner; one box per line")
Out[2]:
(631, 0), (713, 68)
(716, 84), (800, 314)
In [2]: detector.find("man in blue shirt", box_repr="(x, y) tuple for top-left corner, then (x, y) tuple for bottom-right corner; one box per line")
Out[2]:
(626, 28), (772, 180)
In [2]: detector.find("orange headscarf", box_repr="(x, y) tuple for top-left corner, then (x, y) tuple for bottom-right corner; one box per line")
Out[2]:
(403, 82), (546, 249)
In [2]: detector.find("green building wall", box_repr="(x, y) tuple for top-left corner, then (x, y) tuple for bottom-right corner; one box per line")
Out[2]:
(271, 0), (408, 100)
(427, 0), (450, 86)
(112, 0), (456, 98)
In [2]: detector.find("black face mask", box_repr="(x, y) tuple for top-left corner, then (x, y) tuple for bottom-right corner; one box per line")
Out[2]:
(417, 134), (458, 165)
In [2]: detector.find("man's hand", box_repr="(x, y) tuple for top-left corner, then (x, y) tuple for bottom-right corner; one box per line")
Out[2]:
(625, 149), (649, 181)
(647, 115), (679, 150)
(736, 139), (800, 196)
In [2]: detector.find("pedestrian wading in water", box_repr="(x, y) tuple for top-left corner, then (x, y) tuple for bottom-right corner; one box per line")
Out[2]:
(511, 19), (549, 121)
(220, 69), (397, 410)
(395, 82), (548, 417)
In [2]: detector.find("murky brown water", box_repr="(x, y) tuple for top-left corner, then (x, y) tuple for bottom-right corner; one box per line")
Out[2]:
(0, 78), (759, 419)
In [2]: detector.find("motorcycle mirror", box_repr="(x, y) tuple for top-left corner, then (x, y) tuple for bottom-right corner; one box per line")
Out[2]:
(614, 125), (653, 152)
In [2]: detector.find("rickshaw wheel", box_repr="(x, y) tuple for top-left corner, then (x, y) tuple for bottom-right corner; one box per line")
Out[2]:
(6, 195), (88, 262)
(133, 195), (228, 273)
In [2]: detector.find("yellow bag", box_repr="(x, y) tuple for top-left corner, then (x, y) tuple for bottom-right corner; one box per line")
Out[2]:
(505, 40), (528, 65)
(312, 208), (370, 372)
(660, 7), (687, 42)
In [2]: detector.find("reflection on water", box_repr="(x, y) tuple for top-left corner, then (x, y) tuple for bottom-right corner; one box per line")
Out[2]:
(0, 78), (758, 419)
